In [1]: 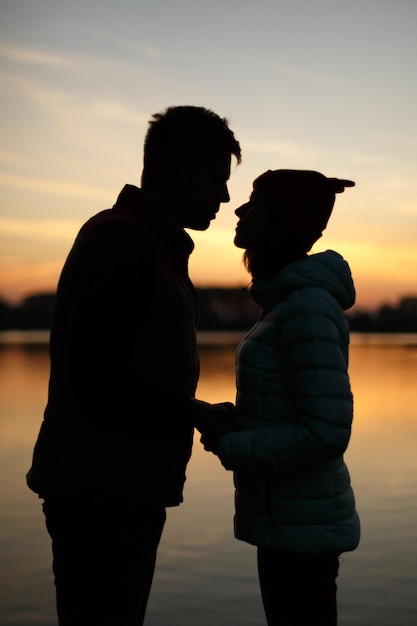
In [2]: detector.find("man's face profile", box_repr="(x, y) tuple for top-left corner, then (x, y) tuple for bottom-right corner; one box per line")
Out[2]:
(175, 154), (232, 231)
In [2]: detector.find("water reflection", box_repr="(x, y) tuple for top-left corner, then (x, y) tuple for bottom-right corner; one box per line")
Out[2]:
(0, 333), (416, 625)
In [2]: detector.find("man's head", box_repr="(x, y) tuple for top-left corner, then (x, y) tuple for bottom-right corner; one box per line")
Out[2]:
(252, 169), (354, 252)
(141, 105), (241, 230)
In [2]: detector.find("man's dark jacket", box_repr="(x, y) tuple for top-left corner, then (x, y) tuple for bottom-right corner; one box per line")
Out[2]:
(27, 185), (199, 506)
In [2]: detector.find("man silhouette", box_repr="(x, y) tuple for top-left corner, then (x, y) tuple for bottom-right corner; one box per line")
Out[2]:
(27, 105), (241, 625)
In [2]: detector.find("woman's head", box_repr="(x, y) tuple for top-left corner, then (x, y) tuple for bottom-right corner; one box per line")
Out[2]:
(235, 169), (354, 279)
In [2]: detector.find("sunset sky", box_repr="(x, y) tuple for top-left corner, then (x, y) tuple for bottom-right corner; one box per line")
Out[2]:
(1, 0), (416, 310)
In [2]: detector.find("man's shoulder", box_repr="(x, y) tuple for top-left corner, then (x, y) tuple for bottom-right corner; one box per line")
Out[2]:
(75, 185), (155, 244)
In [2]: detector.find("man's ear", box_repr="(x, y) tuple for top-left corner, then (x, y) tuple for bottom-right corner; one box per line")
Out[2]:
(167, 157), (191, 190)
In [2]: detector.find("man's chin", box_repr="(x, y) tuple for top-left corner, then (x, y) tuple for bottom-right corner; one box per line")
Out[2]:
(186, 219), (212, 231)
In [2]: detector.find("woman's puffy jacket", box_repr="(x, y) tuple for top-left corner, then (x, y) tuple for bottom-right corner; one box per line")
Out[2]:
(217, 250), (361, 554)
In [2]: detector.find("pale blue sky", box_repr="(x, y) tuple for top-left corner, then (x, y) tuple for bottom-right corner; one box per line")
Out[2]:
(1, 0), (416, 307)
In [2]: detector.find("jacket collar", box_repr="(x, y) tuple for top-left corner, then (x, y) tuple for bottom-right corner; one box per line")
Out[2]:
(113, 184), (195, 259)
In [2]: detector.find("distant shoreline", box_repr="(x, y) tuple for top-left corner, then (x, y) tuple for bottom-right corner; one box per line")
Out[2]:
(1, 289), (417, 333)
(1, 329), (417, 350)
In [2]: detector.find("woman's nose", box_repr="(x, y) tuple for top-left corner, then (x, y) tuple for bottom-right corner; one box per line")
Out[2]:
(235, 202), (248, 217)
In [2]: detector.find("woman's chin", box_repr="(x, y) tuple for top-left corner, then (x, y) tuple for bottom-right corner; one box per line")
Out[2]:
(233, 234), (245, 249)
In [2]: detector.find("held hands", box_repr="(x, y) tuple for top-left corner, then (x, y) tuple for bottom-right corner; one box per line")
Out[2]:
(191, 398), (237, 453)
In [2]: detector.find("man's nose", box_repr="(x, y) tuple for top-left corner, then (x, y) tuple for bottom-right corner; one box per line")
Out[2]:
(221, 184), (230, 203)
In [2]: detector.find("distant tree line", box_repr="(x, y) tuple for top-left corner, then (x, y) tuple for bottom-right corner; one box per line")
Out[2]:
(0, 288), (260, 332)
(1, 290), (417, 333)
(0, 293), (57, 331)
(345, 296), (417, 333)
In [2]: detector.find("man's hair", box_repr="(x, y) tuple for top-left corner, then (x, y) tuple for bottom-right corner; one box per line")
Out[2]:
(141, 105), (241, 187)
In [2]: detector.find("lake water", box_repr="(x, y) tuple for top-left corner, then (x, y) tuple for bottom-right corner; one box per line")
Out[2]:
(0, 331), (416, 625)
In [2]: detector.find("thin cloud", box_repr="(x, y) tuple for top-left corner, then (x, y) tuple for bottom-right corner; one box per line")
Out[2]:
(119, 40), (165, 60)
(0, 217), (80, 240)
(0, 149), (28, 168)
(244, 139), (329, 160)
(258, 58), (331, 83)
(1, 73), (148, 127)
(82, 98), (149, 126)
(140, 45), (165, 60)
(74, 25), (166, 60)
(0, 173), (112, 202)
(0, 44), (75, 68)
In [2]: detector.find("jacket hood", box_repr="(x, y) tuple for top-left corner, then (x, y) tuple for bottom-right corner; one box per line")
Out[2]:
(251, 250), (355, 312)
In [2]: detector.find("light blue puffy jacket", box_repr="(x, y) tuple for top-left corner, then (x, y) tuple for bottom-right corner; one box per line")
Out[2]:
(217, 250), (361, 554)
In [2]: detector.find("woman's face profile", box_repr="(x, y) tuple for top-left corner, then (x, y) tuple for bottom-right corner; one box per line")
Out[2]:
(234, 192), (270, 249)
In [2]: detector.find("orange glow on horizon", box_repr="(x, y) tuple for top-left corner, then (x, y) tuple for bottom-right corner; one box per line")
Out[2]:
(1, 224), (417, 311)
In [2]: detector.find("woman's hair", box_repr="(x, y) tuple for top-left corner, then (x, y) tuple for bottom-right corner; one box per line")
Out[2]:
(242, 219), (307, 280)
(141, 105), (241, 187)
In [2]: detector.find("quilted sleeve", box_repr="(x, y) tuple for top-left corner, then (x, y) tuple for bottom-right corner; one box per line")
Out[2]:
(217, 290), (353, 474)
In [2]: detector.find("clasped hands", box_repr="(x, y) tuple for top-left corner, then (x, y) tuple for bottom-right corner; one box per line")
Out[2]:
(191, 398), (237, 453)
